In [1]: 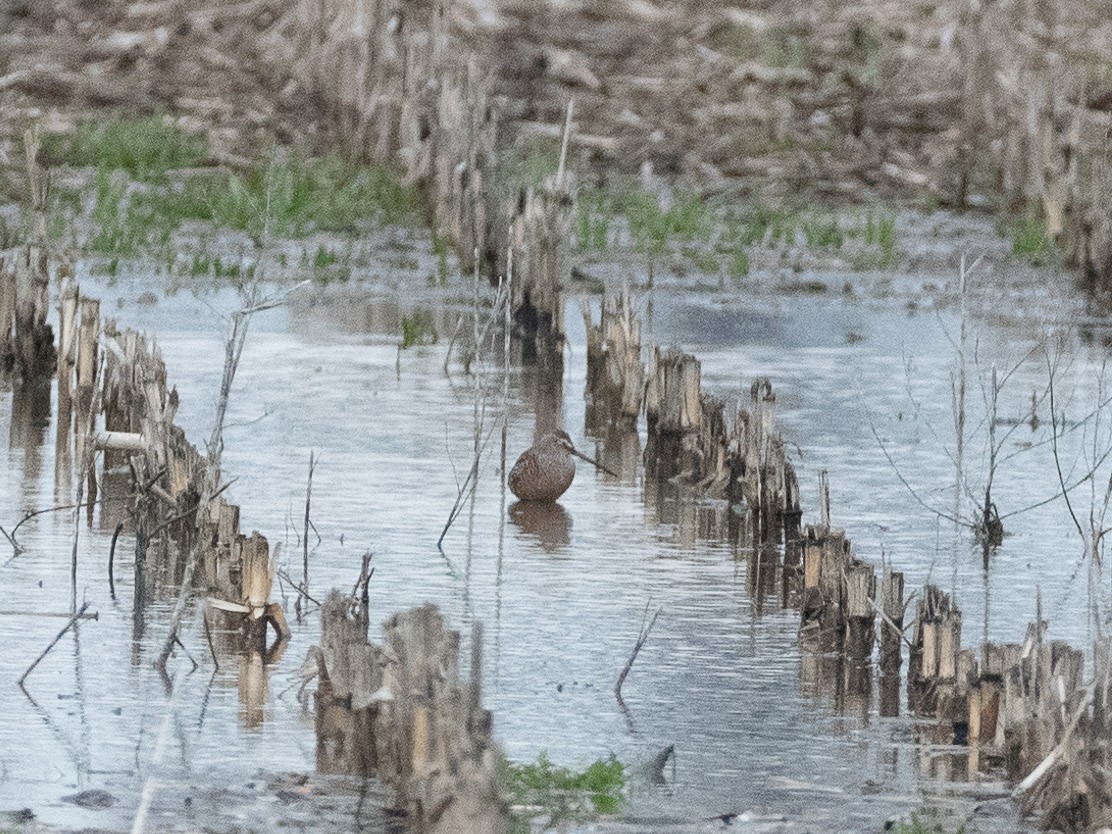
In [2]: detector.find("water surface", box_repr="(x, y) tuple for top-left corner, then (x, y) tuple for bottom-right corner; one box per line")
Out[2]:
(1, 271), (1103, 832)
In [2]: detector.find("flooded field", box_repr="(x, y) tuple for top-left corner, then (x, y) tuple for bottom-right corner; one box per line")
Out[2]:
(0, 267), (1105, 833)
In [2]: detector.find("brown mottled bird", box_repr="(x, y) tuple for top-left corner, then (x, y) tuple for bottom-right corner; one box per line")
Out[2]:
(508, 430), (614, 502)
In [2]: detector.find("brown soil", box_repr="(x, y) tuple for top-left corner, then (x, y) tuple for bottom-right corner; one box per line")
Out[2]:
(0, 0), (967, 206)
(485, 0), (963, 203)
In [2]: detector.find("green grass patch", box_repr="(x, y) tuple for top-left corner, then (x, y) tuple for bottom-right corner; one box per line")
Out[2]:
(89, 170), (167, 257)
(576, 192), (613, 252)
(1007, 212), (1054, 266)
(213, 257), (245, 279)
(801, 212), (844, 248)
(715, 224), (752, 280)
(621, 190), (714, 255)
(726, 246), (750, 279)
(844, 206), (897, 268)
(43, 115), (207, 182)
(717, 201), (896, 268)
(144, 155), (421, 240)
(574, 191), (896, 273)
(502, 753), (626, 826)
(761, 27), (808, 69)
(863, 207), (896, 261)
(682, 245), (720, 274)
(431, 233), (451, 284)
(312, 245), (339, 270)
(575, 187), (714, 256)
(69, 153), (421, 259)
(189, 254), (211, 277)
(400, 309), (439, 349)
(720, 202), (802, 248)
(91, 256), (121, 278)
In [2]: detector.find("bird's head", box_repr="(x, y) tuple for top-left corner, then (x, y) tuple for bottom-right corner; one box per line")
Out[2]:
(543, 430), (617, 477)
(548, 430), (576, 452)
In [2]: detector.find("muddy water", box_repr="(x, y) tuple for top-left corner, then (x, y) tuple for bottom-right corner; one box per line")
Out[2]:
(0, 271), (1102, 833)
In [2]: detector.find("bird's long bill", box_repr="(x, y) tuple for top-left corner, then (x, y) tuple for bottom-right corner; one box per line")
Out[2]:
(570, 447), (618, 478)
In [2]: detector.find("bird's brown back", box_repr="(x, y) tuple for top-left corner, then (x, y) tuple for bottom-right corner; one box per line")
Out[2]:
(509, 441), (576, 502)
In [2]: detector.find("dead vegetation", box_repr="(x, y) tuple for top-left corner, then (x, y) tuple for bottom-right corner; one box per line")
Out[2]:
(7, 0), (1112, 830)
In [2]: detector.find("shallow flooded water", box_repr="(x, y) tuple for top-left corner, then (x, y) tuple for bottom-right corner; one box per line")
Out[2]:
(1, 268), (1105, 833)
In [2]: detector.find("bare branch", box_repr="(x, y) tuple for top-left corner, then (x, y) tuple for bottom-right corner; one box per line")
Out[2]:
(615, 604), (661, 704)
(1048, 349), (1084, 539)
(19, 602), (91, 687)
(865, 408), (970, 528)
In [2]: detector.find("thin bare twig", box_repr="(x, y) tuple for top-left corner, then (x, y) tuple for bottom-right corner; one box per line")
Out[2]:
(0, 523), (17, 553)
(277, 568), (324, 609)
(71, 353), (105, 613)
(349, 552), (373, 611)
(157, 284), (298, 671)
(437, 419), (501, 549)
(865, 412), (968, 527)
(615, 604), (662, 703)
(556, 98), (575, 189)
(202, 606), (219, 671)
(442, 315), (465, 375)
(1048, 350), (1085, 540)
(108, 521), (123, 599)
(301, 451), (316, 613)
(19, 602), (90, 687)
(172, 635), (199, 672)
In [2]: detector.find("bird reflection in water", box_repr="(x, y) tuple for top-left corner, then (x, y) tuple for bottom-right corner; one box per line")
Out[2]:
(509, 500), (571, 552)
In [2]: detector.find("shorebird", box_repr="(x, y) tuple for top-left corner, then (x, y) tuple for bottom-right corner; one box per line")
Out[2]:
(508, 430), (614, 502)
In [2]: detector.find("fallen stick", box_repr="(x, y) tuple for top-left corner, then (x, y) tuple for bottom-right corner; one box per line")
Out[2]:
(108, 521), (123, 599)
(615, 605), (661, 702)
(1013, 680), (1096, 797)
(867, 594), (914, 649)
(0, 610), (98, 618)
(277, 568), (323, 608)
(6, 495), (121, 551)
(301, 451), (316, 613)
(19, 602), (91, 686)
(202, 607), (219, 671)
(172, 635), (199, 672)
(0, 522), (18, 554)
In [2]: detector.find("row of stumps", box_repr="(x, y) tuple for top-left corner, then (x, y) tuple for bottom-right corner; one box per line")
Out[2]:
(584, 286), (802, 553)
(582, 283), (1112, 832)
(52, 278), (504, 825)
(49, 279), (291, 648)
(20, 270), (507, 826)
(3, 128), (508, 828)
(3, 72), (523, 824)
(314, 592), (507, 833)
(907, 587), (1109, 831)
(798, 503), (1112, 828)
